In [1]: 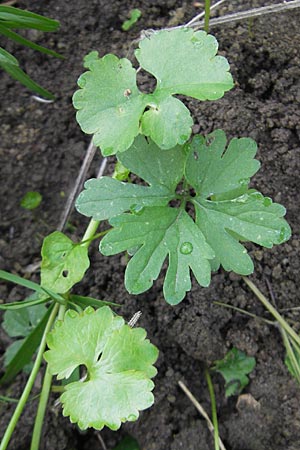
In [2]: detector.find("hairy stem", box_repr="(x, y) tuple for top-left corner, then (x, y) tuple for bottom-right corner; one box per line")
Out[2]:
(205, 368), (219, 450)
(0, 304), (59, 450)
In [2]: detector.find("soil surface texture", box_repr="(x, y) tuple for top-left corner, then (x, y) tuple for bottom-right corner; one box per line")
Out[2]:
(0, 1), (300, 449)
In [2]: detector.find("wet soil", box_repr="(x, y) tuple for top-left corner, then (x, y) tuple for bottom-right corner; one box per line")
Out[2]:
(0, 1), (300, 449)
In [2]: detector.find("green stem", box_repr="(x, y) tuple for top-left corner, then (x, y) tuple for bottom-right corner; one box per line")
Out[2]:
(81, 219), (100, 248)
(30, 304), (66, 450)
(243, 277), (300, 348)
(204, 0), (211, 33)
(205, 368), (219, 450)
(0, 303), (59, 450)
(79, 228), (110, 247)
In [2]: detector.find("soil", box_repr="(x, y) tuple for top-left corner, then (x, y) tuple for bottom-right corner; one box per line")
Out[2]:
(0, 1), (300, 449)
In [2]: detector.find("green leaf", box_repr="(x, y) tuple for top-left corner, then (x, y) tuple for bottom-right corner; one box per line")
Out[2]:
(193, 192), (291, 275)
(2, 303), (47, 337)
(20, 191), (42, 210)
(0, 24), (62, 58)
(44, 306), (158, 430)
(212, 348), (256, 397)
(41, 232), (90, 294)
(141, 95), (193, 149)
(0, 269), (65, 304)
(73, 53), (147, 155)
(73, 29), (233, 154)
(0, 47), (54, 99)
(185, 130), (260, 198)
(135, 28), (233, 100)
(122, 8), (142, 31)
(75, 177), (171, 221)
(1, 305), (53, 384)
(101, 207), (214, 304)
(70, 294), (120, 309)
(76, 131), (290, 304)
(0, 6), (60, 31)
(113, 436), (140, 450)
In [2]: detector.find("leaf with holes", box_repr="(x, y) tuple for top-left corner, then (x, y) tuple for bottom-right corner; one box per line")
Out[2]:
(76, 136), (186, 221)
(44, 306), (158, 430)
(73, 29), (233, 154)
(41, 232), (90, 294)
(212, 348), (256, 397)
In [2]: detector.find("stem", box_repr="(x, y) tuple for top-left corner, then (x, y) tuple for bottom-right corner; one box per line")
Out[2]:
(243, 277), (300, 348)
(79, 228), (111, 247)
(280, 328), (300, 383)
(204, 0), (211, 32)
(205, 368), (219, 450)
(30, 304), (66, 450)
(81, 219), (100, 248)
(0, 304), (59, 450)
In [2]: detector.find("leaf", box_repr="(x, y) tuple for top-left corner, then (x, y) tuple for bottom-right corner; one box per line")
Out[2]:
(193, 192), (291, 275)
(135, 28), (233, 99)
(73, 53), (147, 155)
(101, 207), (214, 304)
(212, 348), (256, 397)
(0, 47), (54, 99)
(0, 6), (60, 31)
(75, 177), (171, 221)
(113, 436), (140, 450)
(122, 8), (142, 31)
(20, 191), (42, 210)
(0, 269), (65, 304)
(70, 294), (120, 309)
(2, 303), (47, 337)
(44, 306), (158, 430)
(185, 130), (260, 198)
(141, 94), (193, 149)
(73, 29), (233, 154)
(1, 305), (53, 384)
(41, 232), (90, 294)
(77, 131), (290, 304)
(0, 24), (62, 58)
(76, 136), (186, 221)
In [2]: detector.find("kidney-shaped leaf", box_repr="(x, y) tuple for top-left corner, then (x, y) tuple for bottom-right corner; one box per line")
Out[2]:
(45, 306), (158, 430)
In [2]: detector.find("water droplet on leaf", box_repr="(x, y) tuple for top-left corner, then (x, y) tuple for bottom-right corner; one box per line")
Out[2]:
(180, 242), (193, 255)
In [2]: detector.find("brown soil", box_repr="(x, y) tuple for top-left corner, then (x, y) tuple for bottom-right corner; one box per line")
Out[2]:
(0, 1), (300, 449)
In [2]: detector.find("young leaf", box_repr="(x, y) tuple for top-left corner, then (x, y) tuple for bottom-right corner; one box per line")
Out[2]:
(100, 207), (214, 305)
(41, 231), (90, 294)
(2, 303), (47, 337)
(122, 8), (142, 31)
(212, 348), (256, 397)
(44, 306), (158, 430)
(20, 191), (42, 210)
(73, 29), (233, 154)
(73, 53), (147, 155)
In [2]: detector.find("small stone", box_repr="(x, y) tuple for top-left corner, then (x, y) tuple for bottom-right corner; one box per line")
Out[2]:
(272, 264), (282, 279)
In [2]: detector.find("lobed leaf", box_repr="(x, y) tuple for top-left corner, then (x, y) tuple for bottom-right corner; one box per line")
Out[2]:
(73, 53), (147, 155)
(135, 28), (233, 100)
(41, 232), (90, 294)
(45, 306), (158, 430)
(101, 207), (214, 304)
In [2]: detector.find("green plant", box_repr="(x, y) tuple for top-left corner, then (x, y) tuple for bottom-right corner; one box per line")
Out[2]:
(0, 24), (292, 450)
(122, 8), (142, 31)
(0, 5), (62, 98)
(20, 191), (42, 210)
(212, 348), (256, 397)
